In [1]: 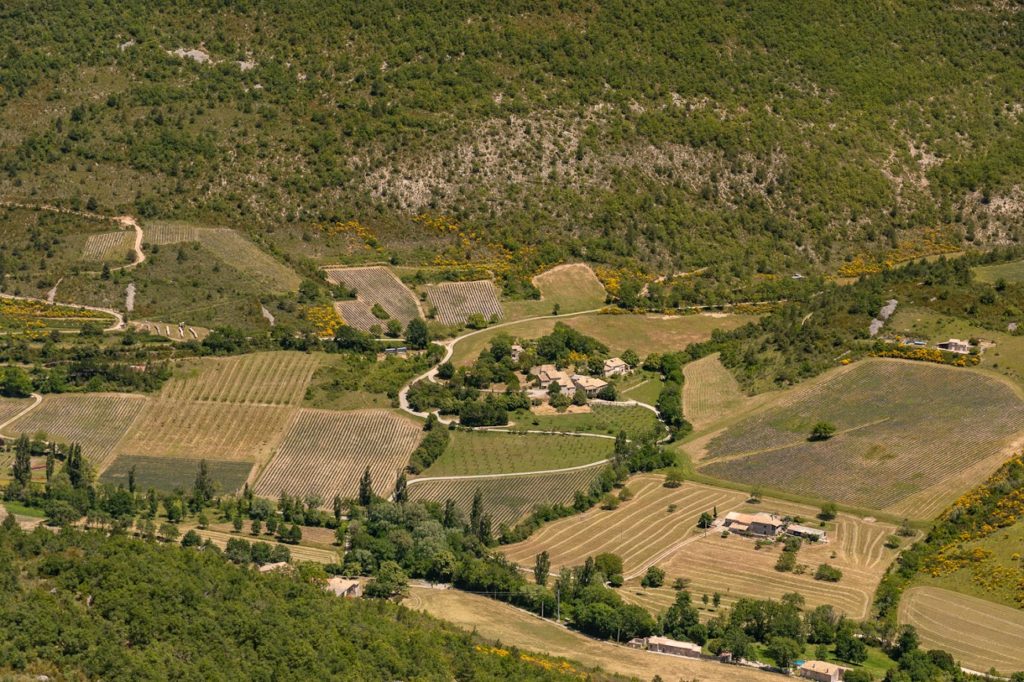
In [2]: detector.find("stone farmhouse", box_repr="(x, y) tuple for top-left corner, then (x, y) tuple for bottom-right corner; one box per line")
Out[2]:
(603, 357), (631, 377)
(571, 374), (608, 397)
(722, 511), (785, 538)
(798, 660), (846, 682)
(530, 364), (573, 394)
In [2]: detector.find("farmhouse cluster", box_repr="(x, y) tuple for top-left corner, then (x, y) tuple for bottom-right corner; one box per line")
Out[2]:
(717, 511), (828, 543)
(530, 356), (632, 398)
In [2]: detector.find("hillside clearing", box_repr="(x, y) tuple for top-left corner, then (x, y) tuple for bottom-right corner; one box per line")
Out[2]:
(4, 393), (147, 472)
(422, 430), (614, 477)
(159, 351), (320, 406)
(426, 280), (503, 326)
(324, 266), (421, 328)
(501, 475), (746, 577)
(504, 264), (607, 319)
(899, 586), (1024, 674)
(253, 408), (422, 504)
(407, 464), (606, 528)
(696, 359), (1024, 517)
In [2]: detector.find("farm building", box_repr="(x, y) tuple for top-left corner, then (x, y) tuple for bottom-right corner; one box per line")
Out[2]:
(637, 636), (702, 659)
(937, 338), (972, 354)
(722, 511), (784, 538)
(325, 577), (362, 598)
(798, 660), (846, 682)
(787, 524), (828, 542)
(603, 357), (631, 377)
(571, 374), (609, 397)
(531, 364), (573, 393)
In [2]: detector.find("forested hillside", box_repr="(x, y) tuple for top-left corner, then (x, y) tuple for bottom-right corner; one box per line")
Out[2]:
(1, 1), (1022, 285)
(0, 522), (605, 680)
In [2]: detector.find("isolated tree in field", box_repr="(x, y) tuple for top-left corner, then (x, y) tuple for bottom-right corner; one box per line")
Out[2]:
(534, 551), (550, 586)
(810, 421), (837, 441)
(2, 366), (33, 398)
(819, 502), (838, 520)
(405, 318), (429, 349)
(394, 472), (408, 503)
(641, 566), (665, 588)
(232, 515), (243, 533)
(197, 512), (209, 529)
(697, 511), (714, 529)
(250, 519), (261, 536)
(12, 433), (31, 488)
(664, 469), (684, 488)
(358, 467), (373, 506)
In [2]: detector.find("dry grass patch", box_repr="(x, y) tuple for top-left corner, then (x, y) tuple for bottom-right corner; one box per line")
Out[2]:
(5, 393), (147, 472)
(114, 399), (296, 464)
(899, 586), (1024, 674)
(160, 351), (320, 406)
(504, 263), (606, 319)
(426, 279), (503, 326)
(408, 464), (605, 528)
(254, 408), (422, 504)
(501, 475), (746, 576)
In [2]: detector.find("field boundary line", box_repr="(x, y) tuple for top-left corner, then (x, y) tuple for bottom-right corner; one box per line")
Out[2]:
(407, 458), (610, 485)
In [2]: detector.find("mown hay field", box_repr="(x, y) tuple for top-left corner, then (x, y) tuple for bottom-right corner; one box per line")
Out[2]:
(507, 404), (665, 441)
(81, 230), (135, 262)
(899, 586), (1024, 674)
(504, 263), (607, 319)
(621, 512), (898, 621)
(426, 280), (503, 326)
(160, 351), (320, 406)
(696, 360), (1024, 517)
(324, 266), (421, 327)
(5, 393), (147, 472)
(253, 408), (422, 504)
(334, 300), (380, 332)
(422, 431), (614, 477)
(114, 399), (296, 464)
(407, 464), (606, 528)
(101, 455), (253, 494)
(501, 475), (746, 576)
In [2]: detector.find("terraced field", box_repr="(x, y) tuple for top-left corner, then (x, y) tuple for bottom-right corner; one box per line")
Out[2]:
(114, 399), (295, 464)
(501, 475), (745, 575)
(101, 455), (253, 494)
(253, 409), (422, 504)
(199, 228), (302, 293)
(899, 587), (1024, 674)
(697, 360), (1024, 516)
(422, 431), (614, 477)
(4, 393), (147, 471)
(407, 464), (606, 528)
(160, 352), (320, 406)
(621, 511), (898, 621)
(507, 404), (664, 441)
(81, 230), (135, 262)
(324, 266), (421, 327)
(683, 353), (759, 430)
(334, 300), (380, 332)
(426, 280), (503, 326)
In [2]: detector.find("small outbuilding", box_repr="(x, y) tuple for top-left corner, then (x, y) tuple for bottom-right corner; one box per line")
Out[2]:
(787, 524), (828, 543)
(937, 338), (972, 355)
(643, 636), (702, 659)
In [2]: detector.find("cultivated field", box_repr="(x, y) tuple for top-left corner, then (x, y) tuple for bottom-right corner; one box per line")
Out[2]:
(81, 230), (135, 262)
(142, 222), (200, 244)
(253, 408), (422, 503)
(423, 431), (614, 477)
(199, 228), (302, 293)
(5, 393), (147, 472)
(508, 404), (664, 441)
(697, 360), (1024, 517)
(101, 455), (253, 494)
(899, 586), (1024, 674)
(114, 399), (295, 464)
(407, 464), (606, 528)
(501, 475), (746, 576)
(334, 300), (380, 332)
(407, 587), (774, 682)
(683, 353), (761, 430)
(324, 266), (421, 327)
(621, 512), (898, 621)
(0, 397), (35, 429)
(504, 263), (607, 319)
(426, 280), (503, 326)
(160, 351), (320, 406)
